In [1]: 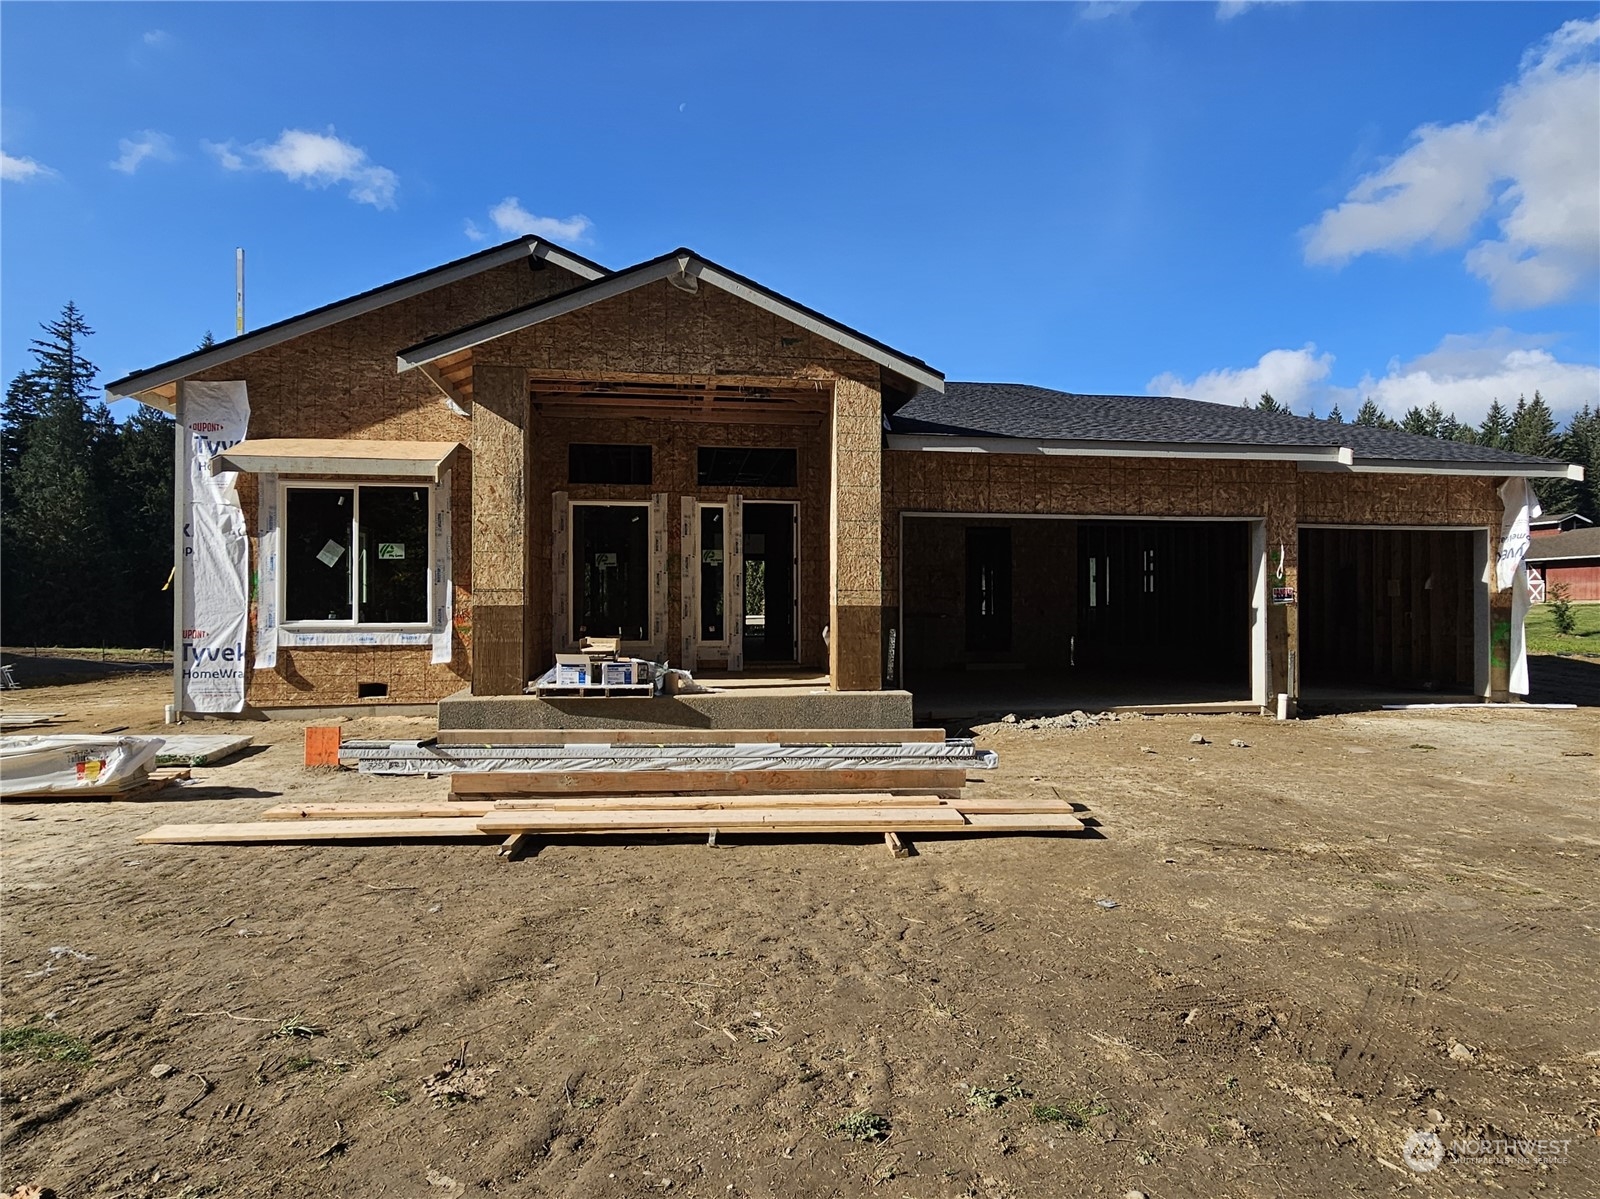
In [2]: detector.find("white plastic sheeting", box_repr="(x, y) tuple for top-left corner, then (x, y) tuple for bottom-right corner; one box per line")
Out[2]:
(179, 381), (251, 713)
(0, 735), (164, 796)
(1498, 478), (1541, 696)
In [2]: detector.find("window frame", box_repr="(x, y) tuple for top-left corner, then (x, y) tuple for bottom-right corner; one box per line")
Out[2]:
(278, 478), (435, 632)
(567, 499), (654, 648)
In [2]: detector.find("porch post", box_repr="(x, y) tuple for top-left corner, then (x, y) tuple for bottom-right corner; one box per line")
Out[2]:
(471, 364), (530, 695)
(829, 376), (883, 691)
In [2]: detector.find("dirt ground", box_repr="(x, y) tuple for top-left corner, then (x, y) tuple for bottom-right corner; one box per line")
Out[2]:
(2, 662), (1598, 1198)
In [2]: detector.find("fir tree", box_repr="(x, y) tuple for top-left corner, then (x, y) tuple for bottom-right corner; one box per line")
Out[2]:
(1509, 390), (1557, 458)
(1327, 404), (1344, 424)
(1478, 400), (1512, 449)
(3, 303), (115, 644)
(1354, 398), (1396, 430)
(1252, 391), (1288, 415)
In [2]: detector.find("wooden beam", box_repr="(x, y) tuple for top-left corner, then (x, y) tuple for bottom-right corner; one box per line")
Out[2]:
(450, 767), (969, 797)
(137, 818), (493, 844)
(950, 812), (1086, 833)
(475, 806), (966, 835)
(491, 791), (949, 811)
(884, 831), (911, 859)
(419, 363), (471, 415)
(433, 727), (945, 746)
(498, 832), (536, 861)
(261, 801), (494, 820)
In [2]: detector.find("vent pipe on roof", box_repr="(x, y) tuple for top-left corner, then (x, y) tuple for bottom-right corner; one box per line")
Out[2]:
(236, 248), (245, 334)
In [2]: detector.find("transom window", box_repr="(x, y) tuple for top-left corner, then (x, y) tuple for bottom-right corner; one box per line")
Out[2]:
(697, 447), (797, 488)
(284, 484), (430, 625)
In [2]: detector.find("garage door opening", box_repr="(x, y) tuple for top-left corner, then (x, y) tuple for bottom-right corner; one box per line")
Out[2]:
(1299, 527), (1483, 699)
(901, 516), (1260, 716)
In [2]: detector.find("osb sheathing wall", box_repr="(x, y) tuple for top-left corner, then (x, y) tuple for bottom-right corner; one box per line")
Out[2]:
(526, 414), (829, 673)
(471, 278), (890, 689)
(884, 454), (1507, 694)
(185, 258), (586, 706)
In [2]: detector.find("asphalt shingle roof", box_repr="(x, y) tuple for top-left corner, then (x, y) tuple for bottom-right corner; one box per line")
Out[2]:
(889, 382), (1572, 470)
(1526, 526), (1600, 563)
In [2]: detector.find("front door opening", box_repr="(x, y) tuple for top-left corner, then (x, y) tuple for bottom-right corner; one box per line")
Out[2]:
(743, 502), (798, 663)
(571, 503), (649, 643)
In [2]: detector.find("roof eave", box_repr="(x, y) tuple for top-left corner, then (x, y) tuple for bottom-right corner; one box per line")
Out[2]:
(104, 238), (606, 401)
(398, 251), (946, 394)
(885, 433), (1352, 464)
(1302, 458), (1583, 480)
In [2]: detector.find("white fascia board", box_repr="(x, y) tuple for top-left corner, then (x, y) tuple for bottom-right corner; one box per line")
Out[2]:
(106, 239), (595, 401)
(1302, 458), (1583, 480)
(398, 260), (681, 369)
(693, 264), (946, 393)
(885, 433), (1351, 464)
(398, 255), (948, 393)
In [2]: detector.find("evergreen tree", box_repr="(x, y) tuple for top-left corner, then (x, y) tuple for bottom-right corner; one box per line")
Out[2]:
(198, 330), (216, 349)
(3, 303), (115, 644)
(1509, 390), (1558, 458)
(1252, 391), (1288, 414)
(1478, 400), (1512, 449)
(1541, 404), (1598, 521)
(1327, 404), (1344, 424)
(1354, 398), (1397, 430)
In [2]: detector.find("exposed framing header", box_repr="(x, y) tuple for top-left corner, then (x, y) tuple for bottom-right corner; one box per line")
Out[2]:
(105, 238), (607, 412)
(397, 250), (946, 393)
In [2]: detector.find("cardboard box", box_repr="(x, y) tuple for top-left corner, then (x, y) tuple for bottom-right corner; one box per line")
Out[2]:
(601, 660), (638, 686)
(554, 653), (590, 686)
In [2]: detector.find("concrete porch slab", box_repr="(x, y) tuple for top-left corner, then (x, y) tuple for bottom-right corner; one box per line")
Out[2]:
(437, 682), (914, 731)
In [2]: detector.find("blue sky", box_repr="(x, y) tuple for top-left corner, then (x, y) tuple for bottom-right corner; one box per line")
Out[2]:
(3, 1), (1598, 426)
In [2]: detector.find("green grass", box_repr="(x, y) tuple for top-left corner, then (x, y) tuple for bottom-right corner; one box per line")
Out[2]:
(0, 1023), (93, 1065)
(1526, 601), (1600, 657)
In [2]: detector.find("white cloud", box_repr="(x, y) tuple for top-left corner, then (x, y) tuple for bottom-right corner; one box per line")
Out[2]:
(1216, 1), (1285, 19)
(1078, 1), (1141, 21)
(111, 130), (176, 174)
(486, 197), (592, 243)
(206, 128), (398, 209)
(2, 150), (54, 182)
(1150, 331), (1600, 428)
(1354, 332), (1600, 427)
(1304, 16), (1600, 308)
(463, 218), (486, 242)
(143, 30), (171, 47)
(1148, 344), (1335, 410)
(202, 139), (244, 171)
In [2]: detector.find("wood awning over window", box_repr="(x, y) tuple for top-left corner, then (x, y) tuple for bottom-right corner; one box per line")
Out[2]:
(210, 439), (462, 481)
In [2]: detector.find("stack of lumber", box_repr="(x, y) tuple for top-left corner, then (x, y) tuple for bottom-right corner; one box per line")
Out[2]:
(136, 728), (1085, 851)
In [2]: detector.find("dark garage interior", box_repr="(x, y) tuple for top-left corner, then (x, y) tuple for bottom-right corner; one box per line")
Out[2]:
(1298, 527), (1479, 696)
(901, 516), (1255, 715)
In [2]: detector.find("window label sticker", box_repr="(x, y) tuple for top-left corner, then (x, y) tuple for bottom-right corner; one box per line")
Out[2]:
(594, 552), (618, 567)
(378, 543), (405, 560)
(317, 540), (346, 568)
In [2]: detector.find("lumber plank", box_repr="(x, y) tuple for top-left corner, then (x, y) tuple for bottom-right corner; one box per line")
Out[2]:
(944, 797), (1080, 815)
(491, 791), (948, 812)
(435, 727), (945, 747)
(475, 806), (966, 835)
(498, 833), (536, 861)
(136, 818), (491, 844)
(451, 767), (967, 797)
(884, 831), (911, 859)
(951, 812), (1086, 833)
(261, 801), (494, 820)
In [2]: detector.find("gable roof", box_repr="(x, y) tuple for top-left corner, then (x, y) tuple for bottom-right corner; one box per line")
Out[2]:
(1526, 525), (1600, 563)
(886, 382), (1582, 478)
(1531, 509), (1592, 527)
(396, 247), (945, 393)
(104, 237), (609, 411)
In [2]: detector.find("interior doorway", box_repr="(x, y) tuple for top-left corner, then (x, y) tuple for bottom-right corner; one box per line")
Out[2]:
(743, 502), (798, 664)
